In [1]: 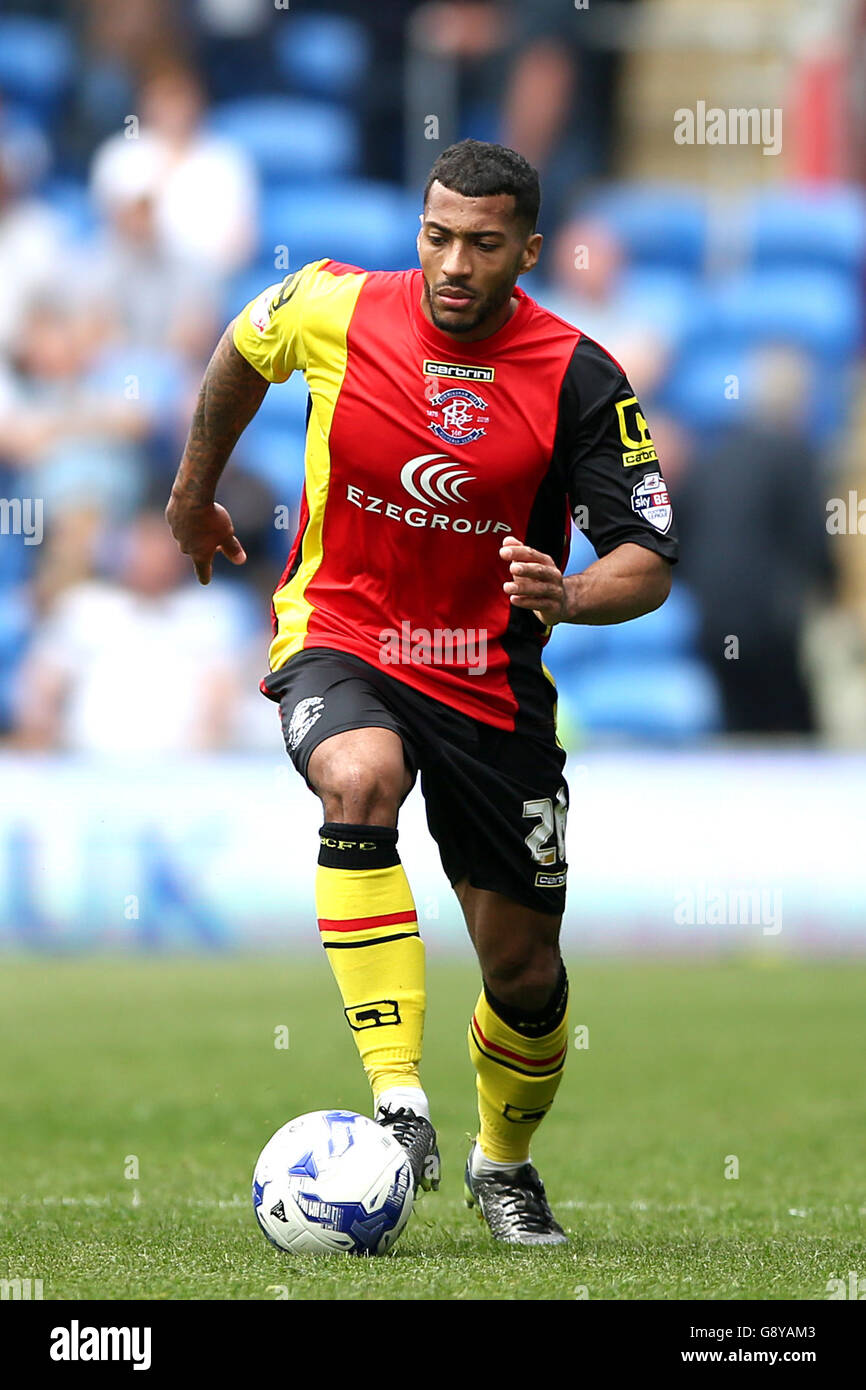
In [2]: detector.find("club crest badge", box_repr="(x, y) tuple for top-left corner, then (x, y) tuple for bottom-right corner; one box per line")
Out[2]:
(427, 387), (489, 446)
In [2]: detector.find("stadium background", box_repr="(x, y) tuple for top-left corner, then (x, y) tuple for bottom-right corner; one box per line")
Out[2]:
(0, 0), (865, 954)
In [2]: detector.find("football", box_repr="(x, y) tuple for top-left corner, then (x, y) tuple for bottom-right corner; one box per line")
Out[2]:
(252, 1109), (415, 1256)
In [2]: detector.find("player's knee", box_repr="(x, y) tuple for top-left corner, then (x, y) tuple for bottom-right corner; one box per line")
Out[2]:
(484, 945), (562, 1013)
(316, 758), (404, 826)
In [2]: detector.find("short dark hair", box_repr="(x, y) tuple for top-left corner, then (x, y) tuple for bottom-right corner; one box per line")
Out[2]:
(424, 140), (541, 234)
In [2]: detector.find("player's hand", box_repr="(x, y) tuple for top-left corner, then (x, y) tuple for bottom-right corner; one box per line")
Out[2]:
(500, 536), (566, 626)
(164, 497), (247, 586)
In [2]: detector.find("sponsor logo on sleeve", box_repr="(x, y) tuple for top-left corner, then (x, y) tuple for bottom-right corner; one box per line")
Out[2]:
(631, 471), (672, 533)
(615, 396), (659, 468)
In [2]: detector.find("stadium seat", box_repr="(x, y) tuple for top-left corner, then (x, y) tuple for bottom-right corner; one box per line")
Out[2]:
(599, 586), (701, 661)
(558, 657), (722, 741)
(618, 266), (700, 344)
(693, 268), (861, 363)
(260, 181), (420, 272)
(548, 586), (701, 671)
(276, 15), (370, 102)
(661, 337), (852, 445)
(209, 97), (360, 182)
(0, 18), (73, 120)
(578, 184), (708, 273)
(748, 185), (866, 278)
(0, 586), (31, 729)
(547, 584), (717, 741)
(657, 338), (750, 433)
(240, 417), (308, 496)
(42, 178), (96, 242)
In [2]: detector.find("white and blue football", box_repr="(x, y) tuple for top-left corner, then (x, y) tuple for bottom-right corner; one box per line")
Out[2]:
(252, 1109), (414, 1256)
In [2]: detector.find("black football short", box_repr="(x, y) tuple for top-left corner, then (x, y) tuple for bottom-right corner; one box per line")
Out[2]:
(262, 649), (569, 914)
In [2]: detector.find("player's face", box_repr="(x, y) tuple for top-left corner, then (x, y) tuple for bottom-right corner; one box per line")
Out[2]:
(418, 182), (542, 340)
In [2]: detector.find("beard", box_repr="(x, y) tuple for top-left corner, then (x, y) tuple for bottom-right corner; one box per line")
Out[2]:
(423, 272), (517, 336)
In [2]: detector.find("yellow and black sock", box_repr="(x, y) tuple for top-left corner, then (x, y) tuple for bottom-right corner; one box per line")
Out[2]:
(468, 962), (569, 1166)
(316, 823), (426, 1113)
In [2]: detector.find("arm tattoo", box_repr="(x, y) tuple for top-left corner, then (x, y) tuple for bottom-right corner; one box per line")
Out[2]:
(172, 328), (269, 506)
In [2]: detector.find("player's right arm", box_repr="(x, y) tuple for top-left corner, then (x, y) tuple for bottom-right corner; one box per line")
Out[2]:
(167, 265), (317, 584)
(166, 326), (269, 584)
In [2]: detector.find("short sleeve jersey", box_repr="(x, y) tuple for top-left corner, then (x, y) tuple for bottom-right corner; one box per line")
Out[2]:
(233, 260), (678, 731)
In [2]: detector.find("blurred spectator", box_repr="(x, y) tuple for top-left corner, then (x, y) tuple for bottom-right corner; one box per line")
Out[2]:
(539, 215), (673, 400)
(193, 0), (281, 104)
(0, 111), (65, 356)
(501, 0), (636, 229)
(81, 131), (219, 358)
(90, 62), (258, 277)
(13, 509), (248, 754)
(0, 294), (150, 529)
(674, 346), (834, 735)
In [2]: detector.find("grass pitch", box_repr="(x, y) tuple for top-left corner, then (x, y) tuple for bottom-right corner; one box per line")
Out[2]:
(0, 956), (862, 1301)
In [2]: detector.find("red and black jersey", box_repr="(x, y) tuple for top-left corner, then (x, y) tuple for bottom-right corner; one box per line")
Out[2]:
(232, 260), (678, 730)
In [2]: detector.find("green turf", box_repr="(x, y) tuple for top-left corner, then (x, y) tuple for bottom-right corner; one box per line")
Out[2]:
(0, 956), (862, 1300)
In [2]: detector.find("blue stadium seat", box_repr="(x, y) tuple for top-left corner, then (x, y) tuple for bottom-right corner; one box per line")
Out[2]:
(209, 97), (360, 181)
(0, 18), (73, 120)
(559, 657), (722, 740)
(225, 263), (282, 324)
(42, 178), (96, 242)
(240, 418), (308, 496)
(598, 586), (700, 661)
(548, 586), (700, 672)
(661, 338), (852, 445)
(545, 620), (607, 672)
(0, 586), (31, 728)
(547, 586), (718, 740)
(694, 268), (861, 363)
(658, 340), (752, 434)
(254, 366), (310, 424)
(276, 15), (370, 101)
(748, 185), (866, 277)
(0, 533), (31, 590)
(260, 181), (420, 271)
(578, 184), (708, 273)
(617, 267), (699, 341)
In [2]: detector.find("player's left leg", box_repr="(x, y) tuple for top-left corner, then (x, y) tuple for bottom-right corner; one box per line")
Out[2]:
(418, 705), (570, 1244)
(457, 881), (569, 1245)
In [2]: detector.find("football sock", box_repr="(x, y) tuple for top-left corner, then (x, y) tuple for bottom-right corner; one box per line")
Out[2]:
(470, 1142), (531, 1177)
(316, 823), (426, 1112)
(375, 1085), (431, 1122)
(468, 960), (569, 1166)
